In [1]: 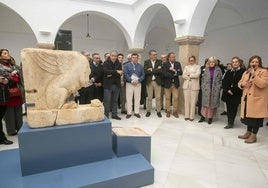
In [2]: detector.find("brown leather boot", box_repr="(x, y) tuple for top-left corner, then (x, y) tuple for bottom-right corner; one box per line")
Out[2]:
(245, 133), (257, 144)
(238, 131), (251, 139)
(166, 112), (170, 118)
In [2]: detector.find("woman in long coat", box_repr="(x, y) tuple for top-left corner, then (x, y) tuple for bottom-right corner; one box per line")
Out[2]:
(222, 57), (245, 129)
(199, 56), (222, 124)
(238, 55), (268, 143)
(0, 49), (23, 136)
(0, 71), (13, 145)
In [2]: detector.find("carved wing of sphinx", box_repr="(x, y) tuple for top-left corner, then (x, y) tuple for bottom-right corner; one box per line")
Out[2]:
(31, 51), (71, 109)
(34, 51), (64, 75)
(21, 48), (103, 128)
(21, 48), (90, 110)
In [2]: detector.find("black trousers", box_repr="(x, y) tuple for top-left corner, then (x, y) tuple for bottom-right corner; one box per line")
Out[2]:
(94, 86), (104, 102)
(0, 105), (7, 142)
(241, 98), (263, 134)
(78, 86), (93, 104)
(245, 118), (263, 134)
(5, 106), (22, 135)
(226, 100), (240, 125)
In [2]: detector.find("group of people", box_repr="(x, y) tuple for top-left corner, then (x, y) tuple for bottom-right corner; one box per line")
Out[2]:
(77, 50), (268, 144)
(0, 48), (267, 145)
(76, 50), (184, 120)
(0, 49), (23, 145)
(197, 55), (268, 143)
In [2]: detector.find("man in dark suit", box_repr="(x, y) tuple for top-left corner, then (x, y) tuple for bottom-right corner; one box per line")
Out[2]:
(90, 53), (104, 102)
(103, 51), (123, 119)
(78, 50), (92, 104)
(162, 52), (182, 118)
(144, 50), (162, 117)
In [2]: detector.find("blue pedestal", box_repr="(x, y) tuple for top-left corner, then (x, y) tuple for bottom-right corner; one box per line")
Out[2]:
(112, 127), (151, 162)
(0, 149), (154, 188)
(18, 118), (112, 176)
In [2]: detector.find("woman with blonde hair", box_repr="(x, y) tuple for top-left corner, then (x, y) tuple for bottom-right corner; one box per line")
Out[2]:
(182, 56), (201, 121)
(198, 56), (222, 124)
(238, 55), (268, 143)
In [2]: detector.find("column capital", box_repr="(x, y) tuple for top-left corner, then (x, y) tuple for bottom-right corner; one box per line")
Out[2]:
(175, 35), (204, 45)
(37, 43), (55, 49)
(128, 48), (144, 54)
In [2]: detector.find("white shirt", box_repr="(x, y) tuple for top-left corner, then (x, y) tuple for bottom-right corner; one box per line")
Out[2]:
(151, 60), (155, 80)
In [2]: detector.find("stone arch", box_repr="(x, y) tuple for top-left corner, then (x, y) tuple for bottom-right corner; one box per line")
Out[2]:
(188, 0), (218, 36)
(0, 2), (36, 39)
(133, 3), (175, 48)
(0, 2), (37, 62)
(57, 11), (132, 49)
(204, 1), (244, 34)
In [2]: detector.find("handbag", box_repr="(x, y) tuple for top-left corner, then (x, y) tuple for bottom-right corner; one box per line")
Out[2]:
(9, 86), (21, 97)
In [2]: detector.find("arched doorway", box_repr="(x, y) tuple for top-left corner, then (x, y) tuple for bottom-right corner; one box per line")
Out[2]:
(143, 8), (176, 60)
(58, 12), (130, 60)
(0, 3), (37, 64)
(135, 4), (176, 62)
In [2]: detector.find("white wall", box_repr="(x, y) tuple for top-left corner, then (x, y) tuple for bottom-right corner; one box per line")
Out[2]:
(199, 3), (268, 67)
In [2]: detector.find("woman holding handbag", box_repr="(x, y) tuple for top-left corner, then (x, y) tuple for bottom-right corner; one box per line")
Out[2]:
(0, 49), (23, 136)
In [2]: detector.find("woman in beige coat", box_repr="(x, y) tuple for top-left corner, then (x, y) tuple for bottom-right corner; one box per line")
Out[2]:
(238, 55), (268, 143)
(183, 56), (201, 121)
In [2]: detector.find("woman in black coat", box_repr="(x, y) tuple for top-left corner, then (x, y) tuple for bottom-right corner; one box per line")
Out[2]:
(0, 73), (13, 145)
(222, 57), (245, 129)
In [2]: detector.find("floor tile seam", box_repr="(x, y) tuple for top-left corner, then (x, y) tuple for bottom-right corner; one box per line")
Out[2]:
(166, 166), (219, 186)
(160, 140), (182, 188)
(252, 151), (268, 183)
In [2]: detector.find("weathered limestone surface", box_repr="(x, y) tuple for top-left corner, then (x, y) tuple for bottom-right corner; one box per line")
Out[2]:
(112, 127), (148, 137)
(21, 48), (104, 128)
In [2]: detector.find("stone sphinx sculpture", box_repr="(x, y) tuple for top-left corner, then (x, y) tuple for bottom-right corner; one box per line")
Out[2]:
(21, 48), (104, 128)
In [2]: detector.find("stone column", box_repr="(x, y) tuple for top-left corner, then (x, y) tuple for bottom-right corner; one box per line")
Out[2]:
(128, 48), (144, 64)
(174, 35), (204, 115)
(37, 43), (55, 50)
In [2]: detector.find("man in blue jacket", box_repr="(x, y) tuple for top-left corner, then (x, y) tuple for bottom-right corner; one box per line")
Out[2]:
(124, 53), (145, 118)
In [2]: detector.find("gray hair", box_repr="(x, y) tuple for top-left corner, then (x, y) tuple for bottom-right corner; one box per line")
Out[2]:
(81, 50), (89, 55)
(208, 56), (218, 65)
(149, 50), (156, 55)
(110, 50), (118, 55)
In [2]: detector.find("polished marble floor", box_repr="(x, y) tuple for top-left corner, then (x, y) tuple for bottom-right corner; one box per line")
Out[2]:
(1, 106), (268, 188)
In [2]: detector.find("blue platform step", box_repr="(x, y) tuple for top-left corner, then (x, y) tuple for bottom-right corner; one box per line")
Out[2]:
(0, 149), (154, 188)
(18, 119), (112, 176)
